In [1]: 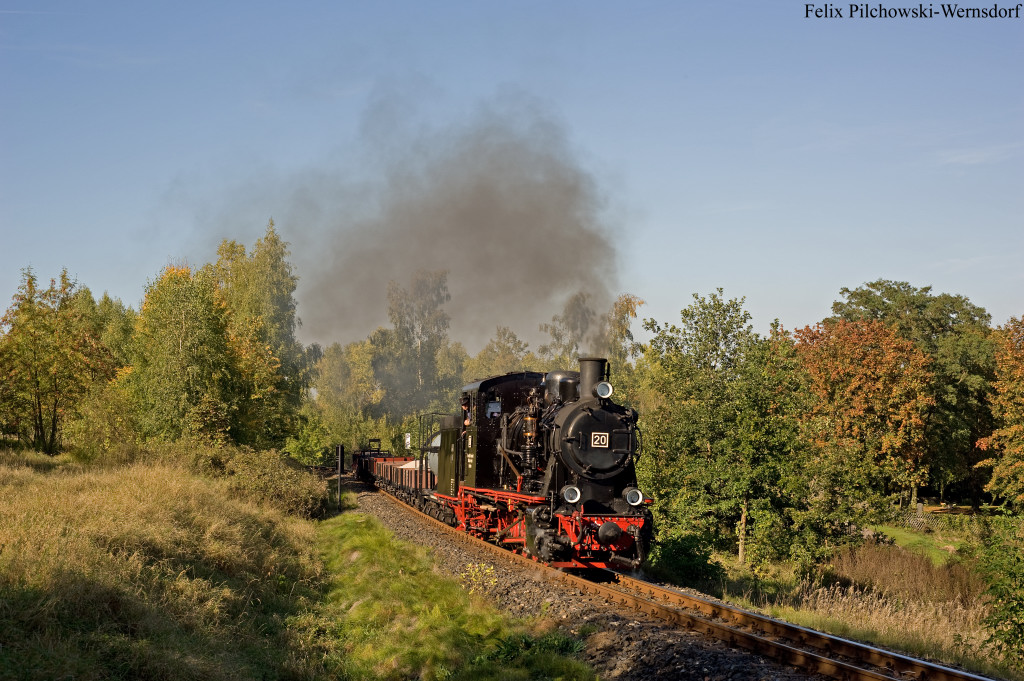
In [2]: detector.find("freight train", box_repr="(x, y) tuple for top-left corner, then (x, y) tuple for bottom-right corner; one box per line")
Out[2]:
(354, 357), (653, 569)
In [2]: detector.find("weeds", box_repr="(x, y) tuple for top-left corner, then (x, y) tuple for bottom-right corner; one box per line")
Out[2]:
(825, 541), (984, 604)
(460, 562), (498, 595)
(490, 631), (587, 660)
(783, 581), (989, 666)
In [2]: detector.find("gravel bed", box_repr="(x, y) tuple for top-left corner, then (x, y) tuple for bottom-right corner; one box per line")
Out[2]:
(344, 478), (826, 681)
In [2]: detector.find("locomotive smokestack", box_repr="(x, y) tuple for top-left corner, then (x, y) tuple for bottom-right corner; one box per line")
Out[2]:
(578, 357), (608, 399)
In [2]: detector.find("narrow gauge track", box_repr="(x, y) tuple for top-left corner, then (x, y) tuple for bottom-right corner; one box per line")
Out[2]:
(375, 487), (992, 681)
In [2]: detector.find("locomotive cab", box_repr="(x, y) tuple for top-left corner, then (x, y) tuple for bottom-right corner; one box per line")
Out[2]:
(435, 372), (544, 496)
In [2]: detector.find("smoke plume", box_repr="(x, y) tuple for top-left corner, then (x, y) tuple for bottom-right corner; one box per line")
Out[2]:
(288, 93), (620, 352)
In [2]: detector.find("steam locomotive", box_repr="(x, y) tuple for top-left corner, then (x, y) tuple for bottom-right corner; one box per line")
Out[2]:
(354, 357), (653, 569)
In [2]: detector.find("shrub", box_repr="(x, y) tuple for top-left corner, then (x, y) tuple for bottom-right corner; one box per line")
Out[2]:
(225, 448), (329, 518)
(154, 441), (329, 518)
(976, 517), (1024, 668)
(646, 528), (724, 585)
(282, 407), (333, 467)
(63, 381), (144, 466)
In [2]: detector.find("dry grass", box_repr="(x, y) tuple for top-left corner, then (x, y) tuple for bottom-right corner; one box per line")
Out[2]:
(826, 541), (984, 604)
(722, 541), (1018, 680)
(775, 582), (993, 673)
(151, 441), (332, 518)
(0, 452), (323, 680)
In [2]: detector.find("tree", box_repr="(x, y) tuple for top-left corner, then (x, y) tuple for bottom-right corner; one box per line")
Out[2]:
(127, 265), (236, 442)
(207, 222), (307, 448)
(434, 339), (469, 408)
(312, 340), (389, 452)
(830, 280), (995, 502)
(463, 326), (532, 381)
(977, 316), (1024, 506)
(319, 340), (385, 414)
(596, 294), (645, 407)
(794, 319), (933, 514)
(311, 271), (464, 455)
(726, 327), (808, 566)
(56, 289), (139, 460)
(640, 291), (758, 551)
(638, 291), (804, 568)
(0, 269), (112, 453)
(538, 291), (596, 370)
(370, 270), (458, 418)
(95, 293), (136, 369)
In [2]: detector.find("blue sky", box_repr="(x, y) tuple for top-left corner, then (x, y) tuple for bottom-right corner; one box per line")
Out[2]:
(2, 1), (1021, 350)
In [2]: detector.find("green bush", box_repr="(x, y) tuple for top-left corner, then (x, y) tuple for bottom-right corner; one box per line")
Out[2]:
(977, 517), (1024, 668)
(282, 406), (333, 467)
(646, 528), (723, 585)
(746, 504), (792, 572)
(63, 381), (144, 466)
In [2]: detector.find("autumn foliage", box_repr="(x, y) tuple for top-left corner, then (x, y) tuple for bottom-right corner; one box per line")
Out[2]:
(795, 319), (933, 495)
(978, 316), (1024, 504)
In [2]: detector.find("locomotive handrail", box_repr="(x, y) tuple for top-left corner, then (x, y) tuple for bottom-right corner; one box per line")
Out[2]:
(495, 444), (522, 478)
(494, 515), (525, 542)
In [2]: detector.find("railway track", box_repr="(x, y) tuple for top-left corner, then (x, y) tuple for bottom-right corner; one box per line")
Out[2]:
(375, 486), (994, 681)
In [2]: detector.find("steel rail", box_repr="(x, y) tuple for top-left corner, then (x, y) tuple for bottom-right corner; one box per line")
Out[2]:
(372, 485), (993, 681)
(610, 573), (993, 681)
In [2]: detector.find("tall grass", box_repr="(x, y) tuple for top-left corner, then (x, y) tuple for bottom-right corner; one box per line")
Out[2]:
(0, 454), (323, 681)
(776, 582), (991, 673)
(64, 438), (332, 519)
(717, 541), (1018, 681)
(826, 541), (984, 604)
